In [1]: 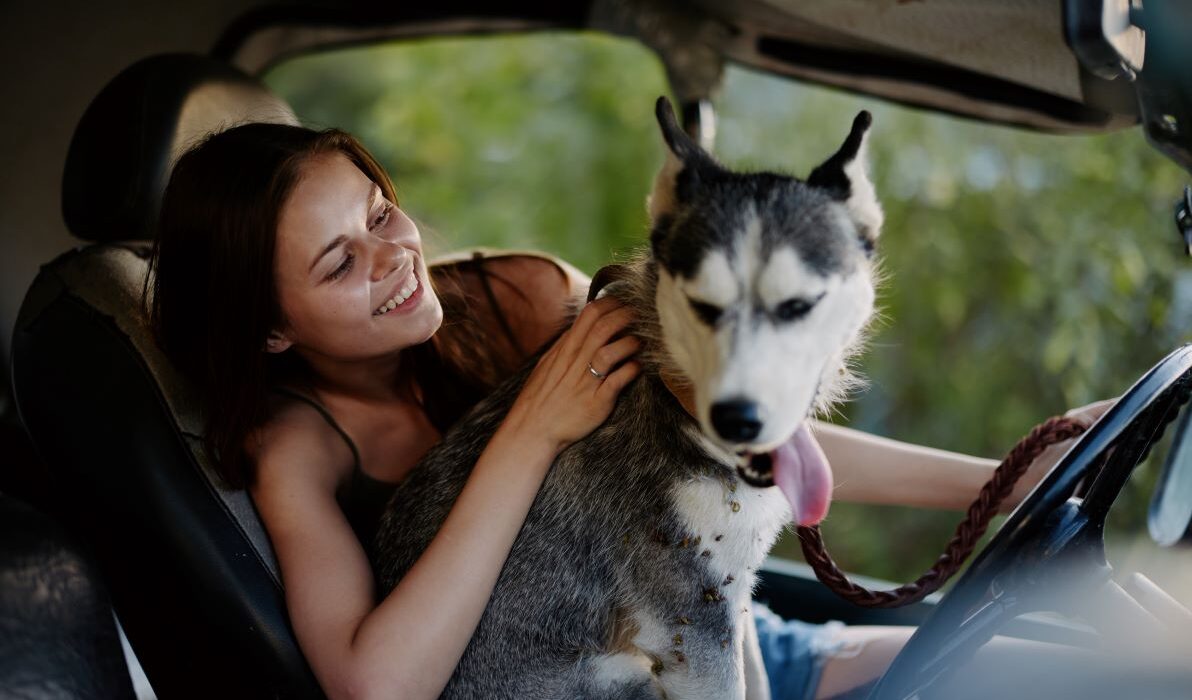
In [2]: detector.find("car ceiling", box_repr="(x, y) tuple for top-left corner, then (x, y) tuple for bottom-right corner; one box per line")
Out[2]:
(215, 0), (1138, 133)
(0, 0), (1138, 368)
(695, 0), (1137, 132)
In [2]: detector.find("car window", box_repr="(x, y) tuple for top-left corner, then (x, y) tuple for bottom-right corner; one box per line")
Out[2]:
(264, 36), (1191, 592)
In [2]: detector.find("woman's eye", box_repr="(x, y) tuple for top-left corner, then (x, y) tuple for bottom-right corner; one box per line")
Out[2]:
(371, 203), (393, 231)
(327, 254), (355, 281)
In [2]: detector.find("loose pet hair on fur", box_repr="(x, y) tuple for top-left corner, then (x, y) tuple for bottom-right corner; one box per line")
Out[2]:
(372, 96), (883, 700)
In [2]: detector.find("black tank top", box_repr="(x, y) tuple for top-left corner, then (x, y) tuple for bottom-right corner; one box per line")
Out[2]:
(269, 386), (398, 545)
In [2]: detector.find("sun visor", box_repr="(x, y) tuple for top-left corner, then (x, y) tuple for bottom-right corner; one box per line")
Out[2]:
(199, 1), (1137, 135)
(62, 53), (299, 243)
(690, 0), (1139, 133)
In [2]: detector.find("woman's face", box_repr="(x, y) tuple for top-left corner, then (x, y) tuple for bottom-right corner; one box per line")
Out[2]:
(268, 151), (443, 363)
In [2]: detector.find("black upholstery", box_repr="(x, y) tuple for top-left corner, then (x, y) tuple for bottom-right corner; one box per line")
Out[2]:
(13, 54), (323, 699)
(62, 53), (298, 243)
(0, 494), (136, 700)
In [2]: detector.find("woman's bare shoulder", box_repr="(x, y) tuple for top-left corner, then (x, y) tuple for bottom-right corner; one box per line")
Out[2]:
(432, 250), (590, 358)
(431, 249), (590, 303)
(248, 396), (356, 496)
(484, 254), (583, 354)
(486, 254), (578, 300)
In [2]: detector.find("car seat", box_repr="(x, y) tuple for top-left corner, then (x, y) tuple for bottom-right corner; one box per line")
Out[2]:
(11, 53), (325, 700)
(8, 49), (942, 700)
(0, 492), (137, 699)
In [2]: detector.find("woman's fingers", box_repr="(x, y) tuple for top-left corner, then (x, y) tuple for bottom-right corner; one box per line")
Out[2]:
(576, 306), (635, 363)
(534, 298), (618, 371)
(1008, 400), (1120, 509)
(589, 335), (641, 377)
(1064, 398), (1117, 428)
(550, 298), (634, 378)
(507, 294), (642, 451)
(596, 360), (642, 402)
(562, 295), (622, 355)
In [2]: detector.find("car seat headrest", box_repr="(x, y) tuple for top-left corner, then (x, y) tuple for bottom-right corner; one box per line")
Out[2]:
(62, 53), (299, 243)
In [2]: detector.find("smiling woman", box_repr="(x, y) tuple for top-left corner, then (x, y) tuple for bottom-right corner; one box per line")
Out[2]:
(147, 124), (532, 491)
(266, 153), (442, 358)
(145, 115), (647, 699)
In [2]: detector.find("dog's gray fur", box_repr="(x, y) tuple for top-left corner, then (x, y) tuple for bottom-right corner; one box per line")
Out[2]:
(372, 98), (881, 700)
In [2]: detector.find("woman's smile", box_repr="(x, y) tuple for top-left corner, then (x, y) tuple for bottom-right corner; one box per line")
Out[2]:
(373, 266), (423, 317)
(265, 150), (445, 360)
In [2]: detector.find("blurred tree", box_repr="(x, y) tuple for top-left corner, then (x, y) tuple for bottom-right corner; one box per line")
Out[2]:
(716, 67), (1191, 580)
(265, 33), (1192, 584)
(266, 33), (668, 272)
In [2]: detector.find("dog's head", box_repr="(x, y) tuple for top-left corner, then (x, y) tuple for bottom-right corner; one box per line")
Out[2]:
(647, 97), (881, 524)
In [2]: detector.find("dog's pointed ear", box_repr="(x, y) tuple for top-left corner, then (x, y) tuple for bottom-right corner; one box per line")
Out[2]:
(655, 96), (702, 163)
(648, 96), (715, 223)
(807, 111), (883, 254)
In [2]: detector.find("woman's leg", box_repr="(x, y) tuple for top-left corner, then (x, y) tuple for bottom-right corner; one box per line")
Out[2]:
(752, 603), (847, 700)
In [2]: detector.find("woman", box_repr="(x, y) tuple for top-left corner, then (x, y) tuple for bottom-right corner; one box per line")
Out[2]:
(149, 122), (1109, 700)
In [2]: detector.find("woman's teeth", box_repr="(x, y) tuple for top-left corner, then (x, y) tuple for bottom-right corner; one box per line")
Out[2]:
(373, 273), (419, 316)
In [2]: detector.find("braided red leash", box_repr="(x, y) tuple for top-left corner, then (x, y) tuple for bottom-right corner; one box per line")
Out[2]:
(797, 416), (1089, 608)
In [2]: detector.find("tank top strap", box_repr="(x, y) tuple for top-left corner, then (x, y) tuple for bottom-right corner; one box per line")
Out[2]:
(271, 386), (362, 471)
(270, 386), (396, 545)
(467, 249), (527, 359)
(430, 247), (592, 360)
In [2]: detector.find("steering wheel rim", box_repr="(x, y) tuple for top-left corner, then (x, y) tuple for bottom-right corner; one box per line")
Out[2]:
(868, 344), (1192, 700)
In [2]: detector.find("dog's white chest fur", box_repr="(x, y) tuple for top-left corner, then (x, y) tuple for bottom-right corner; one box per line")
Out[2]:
(588, 477), (790, 700)
(598, 474), (790, 700)
(669, 475), (791, 594)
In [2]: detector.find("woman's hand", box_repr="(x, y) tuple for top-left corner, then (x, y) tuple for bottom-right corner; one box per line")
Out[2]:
(1007, 398), (1118, 508)
(502, 295), (641, 454)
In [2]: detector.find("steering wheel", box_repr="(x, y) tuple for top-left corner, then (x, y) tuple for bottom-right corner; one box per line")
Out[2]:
(867, 344), (1192, 700)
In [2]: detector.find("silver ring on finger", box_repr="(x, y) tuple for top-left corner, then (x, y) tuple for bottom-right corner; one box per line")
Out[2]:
(587, 362), (608, 380)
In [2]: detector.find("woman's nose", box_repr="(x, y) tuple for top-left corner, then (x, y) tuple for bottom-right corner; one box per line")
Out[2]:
(370, 239), (406, 282)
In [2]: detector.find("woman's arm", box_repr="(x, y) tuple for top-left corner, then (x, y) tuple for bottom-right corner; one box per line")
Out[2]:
(256, 417), (563, 700)
(254, 295), (640, 700)
(816, 399), (1115, 512)
(812, 420), (997, 511)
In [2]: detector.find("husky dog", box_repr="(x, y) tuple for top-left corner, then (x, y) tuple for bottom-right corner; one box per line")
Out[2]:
(373, 97), (882, 700)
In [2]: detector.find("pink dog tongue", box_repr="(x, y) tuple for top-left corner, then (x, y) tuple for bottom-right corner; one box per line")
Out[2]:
(772, 424), (834, 526)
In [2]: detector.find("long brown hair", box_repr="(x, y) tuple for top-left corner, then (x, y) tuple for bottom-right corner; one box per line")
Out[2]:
(148, 123), (512, 487)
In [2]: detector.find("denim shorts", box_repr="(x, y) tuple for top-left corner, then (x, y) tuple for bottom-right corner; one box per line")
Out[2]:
(753, 602), (845, 700)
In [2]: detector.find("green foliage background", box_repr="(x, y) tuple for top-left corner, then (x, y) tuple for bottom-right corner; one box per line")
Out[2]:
(266, 32), (1192, 584)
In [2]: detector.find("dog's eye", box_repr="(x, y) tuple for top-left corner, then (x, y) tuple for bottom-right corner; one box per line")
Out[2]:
(774, 295), (821, 322)
(688, 299), (723, 326)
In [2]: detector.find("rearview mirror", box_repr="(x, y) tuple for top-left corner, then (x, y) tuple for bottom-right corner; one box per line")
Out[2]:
(1065, 0), (1192, 173)
(1149, 399), (1192, 546)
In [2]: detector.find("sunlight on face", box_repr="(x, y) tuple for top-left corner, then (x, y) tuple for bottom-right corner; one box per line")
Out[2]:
(270, 151), (443, 363)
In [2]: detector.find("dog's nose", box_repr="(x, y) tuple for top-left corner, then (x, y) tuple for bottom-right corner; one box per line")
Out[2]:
(710, 400), (764, 442)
